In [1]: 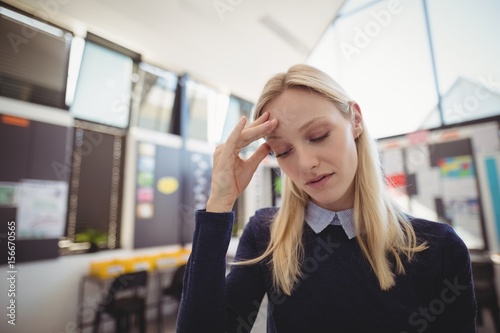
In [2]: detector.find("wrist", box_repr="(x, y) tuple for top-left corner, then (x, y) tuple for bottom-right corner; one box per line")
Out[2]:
(206, 197), (234, 213)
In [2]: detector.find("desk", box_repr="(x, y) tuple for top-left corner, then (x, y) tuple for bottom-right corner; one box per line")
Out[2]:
(77, 267), (180, 333)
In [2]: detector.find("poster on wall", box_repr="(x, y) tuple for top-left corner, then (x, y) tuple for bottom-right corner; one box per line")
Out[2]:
(381, 148), (410, 211)
(379, 119), (500, 251)
(134, 142), (182, 248)
(181, 150), (212, 244)
(136, 142), (156, 219)
(0, 182), (17, 207)
(439, 155), (483, 249)
(16, 179), (68, 239)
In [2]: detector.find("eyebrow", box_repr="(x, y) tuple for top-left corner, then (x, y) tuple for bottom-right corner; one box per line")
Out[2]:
(266, 116), (328, 141)
(299, 116), (328, 132)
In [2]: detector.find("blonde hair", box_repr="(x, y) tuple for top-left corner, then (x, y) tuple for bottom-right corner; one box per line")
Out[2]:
(236, 64), (427, 295)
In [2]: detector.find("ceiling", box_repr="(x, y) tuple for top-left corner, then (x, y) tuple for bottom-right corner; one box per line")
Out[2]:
(6, 0), (344, 102)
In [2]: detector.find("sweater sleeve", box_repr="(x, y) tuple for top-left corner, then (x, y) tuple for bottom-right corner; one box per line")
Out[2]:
(225, 213), (269, 332)
(176, 210), (234, 332)
(176, 210), (269, 333)
(432, 224), (477, 332)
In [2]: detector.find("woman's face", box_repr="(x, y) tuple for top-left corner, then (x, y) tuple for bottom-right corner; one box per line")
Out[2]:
(264, 88), (363, 211)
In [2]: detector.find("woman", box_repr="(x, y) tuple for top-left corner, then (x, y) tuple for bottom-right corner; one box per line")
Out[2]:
(176, 64), (476, 332)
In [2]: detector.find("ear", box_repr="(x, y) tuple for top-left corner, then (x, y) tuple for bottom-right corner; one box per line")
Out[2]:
(351, 102), (363, 139)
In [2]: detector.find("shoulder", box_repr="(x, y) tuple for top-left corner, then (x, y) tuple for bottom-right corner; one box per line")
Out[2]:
(249, 207), (279, 225)
(408, 216), (470, 267)
(240, 207), (278, 242)
(234, 207), (278, 259)
(409, 216), (453, 238)
(246, 207), (279, 233)
(409, 216), (465, 247)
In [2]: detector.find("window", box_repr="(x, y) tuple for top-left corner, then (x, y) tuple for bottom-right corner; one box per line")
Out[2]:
(0, 5), (72, 109)
(308, 0), (437, 138)
(186, 80), (226, 142)
(69, 38), (136, 128)
(134, 62), (178, 133)
(309, 0), (500, 136)
(186, 80), (210, 141)
(426, 0), (500, 126)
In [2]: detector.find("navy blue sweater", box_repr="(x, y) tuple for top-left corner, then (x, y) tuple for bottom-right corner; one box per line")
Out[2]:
(177, 208), (476, 333)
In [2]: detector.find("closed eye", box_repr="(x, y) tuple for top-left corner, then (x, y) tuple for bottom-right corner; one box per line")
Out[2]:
(272, 131), (330, 158)
(275, 148), (292, 158)
(310, 131), (330, 143)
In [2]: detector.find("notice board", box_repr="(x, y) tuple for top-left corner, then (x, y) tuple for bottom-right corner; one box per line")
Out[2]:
(378, 118), (500, 251)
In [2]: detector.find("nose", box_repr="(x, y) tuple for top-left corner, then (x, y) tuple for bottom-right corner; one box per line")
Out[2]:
(296, 145), (319, 172)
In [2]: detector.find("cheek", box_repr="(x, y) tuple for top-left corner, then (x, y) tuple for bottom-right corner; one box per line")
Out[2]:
(331, 139), (358, 169)
(345, 142), (359, 170)
(277, 159), (297, 180)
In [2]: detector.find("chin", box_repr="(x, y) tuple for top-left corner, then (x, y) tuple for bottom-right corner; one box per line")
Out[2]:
(311, 192), (352, 211)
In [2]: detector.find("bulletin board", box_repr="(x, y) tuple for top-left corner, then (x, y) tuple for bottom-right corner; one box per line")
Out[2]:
(131, 137), (213, 248)
(378, 117), (500, 252)
(0, 114), (72, 263)
(133, 141), (182, 248)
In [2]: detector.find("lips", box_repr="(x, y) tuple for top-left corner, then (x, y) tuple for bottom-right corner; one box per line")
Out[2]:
(305, 173), (334, 185)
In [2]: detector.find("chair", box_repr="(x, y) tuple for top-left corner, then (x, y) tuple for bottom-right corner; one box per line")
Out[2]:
(472, 259), (500, 333)
(93, 270), (148, 333)
(157, 265), (186, 331)
(163, 264), (186, 300)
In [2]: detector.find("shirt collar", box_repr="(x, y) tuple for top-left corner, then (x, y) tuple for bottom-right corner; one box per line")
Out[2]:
(305, 201), (356, 239)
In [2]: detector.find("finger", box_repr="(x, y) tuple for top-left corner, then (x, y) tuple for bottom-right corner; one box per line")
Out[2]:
(237, 118), (278, 149)
(245, 142), (272, 172)
(246, 111), (270, 128)
(220, 116), (247, 157)
(212, 144), (224, 160)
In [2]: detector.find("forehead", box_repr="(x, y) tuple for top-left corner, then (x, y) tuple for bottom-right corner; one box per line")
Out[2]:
(263, 88), (340, 126)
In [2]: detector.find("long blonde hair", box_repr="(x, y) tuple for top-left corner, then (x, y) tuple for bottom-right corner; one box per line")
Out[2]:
(236, 64), (427, 295)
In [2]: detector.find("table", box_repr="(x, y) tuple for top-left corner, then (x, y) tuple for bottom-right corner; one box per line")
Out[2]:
(76, 266), (180, 333)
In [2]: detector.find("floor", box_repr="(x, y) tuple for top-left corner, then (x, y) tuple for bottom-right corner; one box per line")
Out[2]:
(144, 304), (178, 333)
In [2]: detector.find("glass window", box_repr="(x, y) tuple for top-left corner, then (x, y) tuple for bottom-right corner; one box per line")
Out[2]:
(70, 41), (134, 128)
(209, 93), (230, 144)
(134, 62), (178, 133)
(0, 5), (72, 109)
(427, 0), (500, 125)
(308, 0), (438, 139)
(186, 80), (215, 142)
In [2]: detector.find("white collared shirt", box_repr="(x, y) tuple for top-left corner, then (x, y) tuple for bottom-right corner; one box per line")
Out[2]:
(304, 201), (356, 239)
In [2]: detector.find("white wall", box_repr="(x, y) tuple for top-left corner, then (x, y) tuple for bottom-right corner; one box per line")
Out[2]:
(0, 244), (181, 333)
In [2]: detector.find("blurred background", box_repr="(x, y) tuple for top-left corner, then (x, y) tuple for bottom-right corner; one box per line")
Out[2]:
(0, 0), (499, 332)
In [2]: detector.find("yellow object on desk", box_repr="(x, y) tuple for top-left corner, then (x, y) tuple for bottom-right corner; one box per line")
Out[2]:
(122, 256), (156, 272)
(88, 249), (191, 279)
(89, 259), (126, 279)
(155, 251), (182, 269)
(177, 248), (191, 265)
